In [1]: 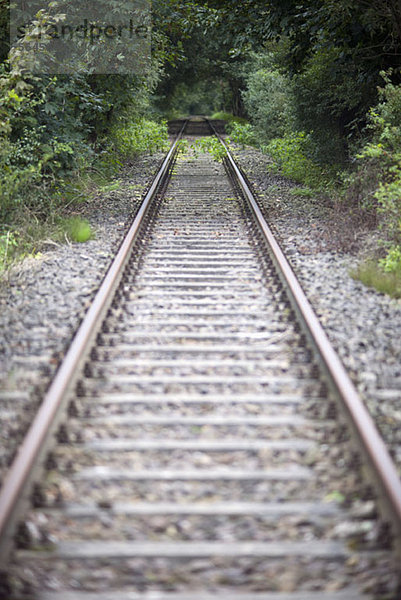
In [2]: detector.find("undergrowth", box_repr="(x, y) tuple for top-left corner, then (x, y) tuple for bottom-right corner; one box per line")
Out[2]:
(263, 131), (338, 190)
(110, 118), (169, 159)
(351, 260), (401, 299)
(0, 118), (168, 273)
(210, 112), (247, 125)
(227, 122), (256, 148)
(222, 71), (401, 298)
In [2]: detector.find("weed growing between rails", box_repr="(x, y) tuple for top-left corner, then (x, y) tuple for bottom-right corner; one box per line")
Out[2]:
(176, 138), (190, 156)
(191, 136), (228, 162)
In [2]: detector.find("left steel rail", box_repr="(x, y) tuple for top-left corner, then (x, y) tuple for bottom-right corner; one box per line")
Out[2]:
(0, 121), (187, 565)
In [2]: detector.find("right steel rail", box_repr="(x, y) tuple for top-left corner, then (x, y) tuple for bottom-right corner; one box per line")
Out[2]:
(214, 126), (401, 553)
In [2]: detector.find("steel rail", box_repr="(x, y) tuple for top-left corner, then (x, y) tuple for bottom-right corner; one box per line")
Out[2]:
(209, 122), (401, 553)
(0, 121), (187, 565)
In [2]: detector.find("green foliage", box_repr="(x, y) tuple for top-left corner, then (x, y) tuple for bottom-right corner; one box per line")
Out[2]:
(4, 0), (401, 276)
(242, 51), (294, 144)
(348, 76), (401, 249)
(265, 132), (332, 188)
(162, 80), (227, 119)
(375, 172), (401, 243)
(227, 122), (256, 148)
(351, 260), (401, 299)
(63, 217), (93, 243)
(176, 138), (189, 155)
(379, 245), (401, 273)
(0, 68), (106, 224)
(154, 1), (250, 118)
(210, 112), (246, 125)
(288, 187), (315, 199)
(194, 0), (401, 163)
(0, 230), (18, 270)
(348, 75), (401, 295)
(290, 45), (371, 165)
(0, 0), (180, 225)
(110, 119), (169, 159)
(0, 0), (190, 267)
(193, 136), (228, 162)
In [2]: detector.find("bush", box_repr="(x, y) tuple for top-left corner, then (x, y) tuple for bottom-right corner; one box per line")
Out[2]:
(242, 53), (294, 144)
(348, 74), (401, 262)
(193, 136), (228, 162)
(290, 46), (372, 165)
(63, 217), (93, 243)
(110, 118), (169, 158)
(0, 137), (42, 224)
(379, 245), (401, 273)
(227, 122), (256, 147)
(265, 132), (332, 188)
(237, 49), (340, 190)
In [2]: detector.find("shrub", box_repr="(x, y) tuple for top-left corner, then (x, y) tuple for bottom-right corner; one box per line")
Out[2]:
(242, 53), (294, 144)
(265, 132), (332, 188)
(379, 245), (401, 273)
(111, 118), (169, 158)
(348, 74), (401, 253)
(63, 217), (93, 243)
(227, 122), (256, 147)
(0, 136), (42, 224)
(290, 46), (372, 165)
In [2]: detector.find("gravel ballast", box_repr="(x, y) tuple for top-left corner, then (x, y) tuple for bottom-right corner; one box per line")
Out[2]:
(0, 142), (400, 598)
(0, 153), (164, 483)
(232, 146), (401, 471)
(0, 142), (400, 494)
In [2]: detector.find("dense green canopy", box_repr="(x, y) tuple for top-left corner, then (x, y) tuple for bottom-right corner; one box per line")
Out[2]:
(1, 0), (401, 227)
(158, 1), (401, 155)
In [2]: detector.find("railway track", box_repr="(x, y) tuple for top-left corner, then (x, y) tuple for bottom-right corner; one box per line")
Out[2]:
(0, 118), (400, 598)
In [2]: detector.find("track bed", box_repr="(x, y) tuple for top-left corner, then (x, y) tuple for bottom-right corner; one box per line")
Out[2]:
(1, 138), (400, 599)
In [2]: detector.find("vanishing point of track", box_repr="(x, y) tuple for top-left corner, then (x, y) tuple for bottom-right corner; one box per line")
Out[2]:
(0, 118), (400, 599)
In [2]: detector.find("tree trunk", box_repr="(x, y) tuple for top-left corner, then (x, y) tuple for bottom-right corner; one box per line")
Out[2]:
(229, 79), (246, 117)
(388, 0), (401, 46)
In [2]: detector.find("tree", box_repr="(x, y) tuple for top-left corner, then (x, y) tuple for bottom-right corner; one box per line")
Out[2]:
(190, 0), (401, 160)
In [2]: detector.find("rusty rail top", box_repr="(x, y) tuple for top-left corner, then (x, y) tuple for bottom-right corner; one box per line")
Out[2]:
(0, 121), (187, 564)
(210, 121), (401, 548)
(0, 116), (400, 570)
